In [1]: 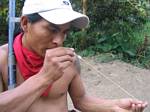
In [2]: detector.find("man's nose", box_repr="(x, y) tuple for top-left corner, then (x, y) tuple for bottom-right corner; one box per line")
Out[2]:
(52, 34), (64, 46)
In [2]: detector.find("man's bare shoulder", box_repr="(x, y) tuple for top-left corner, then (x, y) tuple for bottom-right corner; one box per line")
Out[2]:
(0, 44), (8, 56)
(0, 44), (8, 70)
(0, 44), (8, 92)
(0, 44), (8, 51)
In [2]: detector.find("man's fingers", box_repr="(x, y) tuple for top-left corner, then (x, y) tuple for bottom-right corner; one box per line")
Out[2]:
(131, 104), (136, 112)
(131, 99), (148, 112)
(142, 102), (148, 108)
(136, 104), (141, 112)
(116, 99), (148, 112)
(139, 104), (144, 112)
(131, 103), (143, 112)
(46, 47), (75, 57)
(141, 102), (148, 112)
(59, 61), (73, 70)
(55, 55), (74, 62)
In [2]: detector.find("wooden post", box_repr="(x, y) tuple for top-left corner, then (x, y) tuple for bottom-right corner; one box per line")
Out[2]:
(82, 0), (87, 15)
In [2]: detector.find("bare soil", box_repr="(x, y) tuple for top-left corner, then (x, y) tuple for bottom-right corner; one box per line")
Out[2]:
(68, 57), (150, 112)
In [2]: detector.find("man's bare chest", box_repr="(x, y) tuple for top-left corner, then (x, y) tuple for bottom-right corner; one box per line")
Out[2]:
(2, 64), (75, 97)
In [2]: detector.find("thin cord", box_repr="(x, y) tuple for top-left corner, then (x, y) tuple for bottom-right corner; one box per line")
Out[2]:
(78, 55), (136, 99)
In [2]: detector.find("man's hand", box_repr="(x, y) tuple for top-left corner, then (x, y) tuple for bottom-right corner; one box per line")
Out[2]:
(38, 47), (75, 84)
(113, 98), (148, 112)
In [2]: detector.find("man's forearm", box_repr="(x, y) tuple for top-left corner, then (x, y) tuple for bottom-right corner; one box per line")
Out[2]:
(0, 74), (51, 112)
(75, 95), (116, 112)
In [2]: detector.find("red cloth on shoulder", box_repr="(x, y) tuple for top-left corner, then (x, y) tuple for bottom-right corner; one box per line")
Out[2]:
(13, 33), (51, 96)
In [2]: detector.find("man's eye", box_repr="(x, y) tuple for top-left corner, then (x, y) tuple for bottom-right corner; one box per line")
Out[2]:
(51, 29), (58, 33)
(47, 27), (58, 33)
(64, 30), (70, 35)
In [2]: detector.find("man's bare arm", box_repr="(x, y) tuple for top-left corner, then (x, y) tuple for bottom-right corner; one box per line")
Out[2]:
(0, 72), (52, 112)
(0, 46), (52, 112)
(0, 72), (3, 93)
(0, 49), (4, 92)
(0, 46), (74, 112)
(69, 57), (147, 112)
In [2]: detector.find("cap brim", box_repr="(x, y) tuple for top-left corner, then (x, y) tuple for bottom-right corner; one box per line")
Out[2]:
(39, 9), (89, 29)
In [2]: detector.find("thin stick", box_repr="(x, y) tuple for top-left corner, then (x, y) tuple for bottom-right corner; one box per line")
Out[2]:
(77, 55), (136, 99)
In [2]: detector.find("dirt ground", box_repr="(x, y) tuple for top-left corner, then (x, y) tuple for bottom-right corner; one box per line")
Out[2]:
(68, 57), (150, 112)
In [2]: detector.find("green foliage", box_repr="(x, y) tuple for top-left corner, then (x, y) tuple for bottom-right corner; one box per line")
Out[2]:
(86, 0), (148, 55)
(65, 0), (150, 68)
(0, 0), (8, 37)
(0, 0), (23, 43)
(0, 0), (150, 68)
(0, 34), (7, 45)
(94, 53), (119, 63)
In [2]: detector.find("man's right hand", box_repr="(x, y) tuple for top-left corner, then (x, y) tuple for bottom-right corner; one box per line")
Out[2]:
(113, 98), (148, 112)
(38, 47), (75, 84)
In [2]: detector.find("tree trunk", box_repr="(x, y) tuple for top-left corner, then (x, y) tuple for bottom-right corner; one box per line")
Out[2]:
(82, 0), (87, 15)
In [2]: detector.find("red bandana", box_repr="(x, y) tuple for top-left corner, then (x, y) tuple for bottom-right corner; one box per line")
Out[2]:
(13, 33), (51, 96)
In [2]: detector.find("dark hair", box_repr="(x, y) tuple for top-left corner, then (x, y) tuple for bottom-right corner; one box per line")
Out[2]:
(14, 13), (43, 37)
(26, 13), (43, 23)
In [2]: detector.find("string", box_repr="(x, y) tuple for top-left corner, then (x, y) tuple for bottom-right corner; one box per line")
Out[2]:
(77, 55), (137, 99)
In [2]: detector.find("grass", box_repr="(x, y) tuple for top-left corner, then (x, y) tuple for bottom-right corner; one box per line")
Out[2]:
(78, 20), (150, 69)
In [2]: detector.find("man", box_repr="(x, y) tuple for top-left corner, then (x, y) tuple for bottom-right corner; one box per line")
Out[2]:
(0, 0), (148, 112)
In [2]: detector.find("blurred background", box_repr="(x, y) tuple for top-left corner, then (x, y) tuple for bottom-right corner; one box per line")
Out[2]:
(1, 0), (150, 69)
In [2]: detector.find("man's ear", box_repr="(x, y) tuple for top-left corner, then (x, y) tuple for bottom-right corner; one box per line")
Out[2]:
(20, 16), (29, 32)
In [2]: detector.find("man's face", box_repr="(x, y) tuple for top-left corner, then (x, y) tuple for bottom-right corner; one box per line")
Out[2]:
(24, 18), (71, 57)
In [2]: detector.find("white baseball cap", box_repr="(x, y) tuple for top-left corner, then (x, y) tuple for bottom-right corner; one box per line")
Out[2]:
(22, 0), (89, 29)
